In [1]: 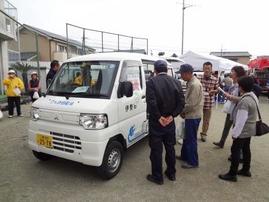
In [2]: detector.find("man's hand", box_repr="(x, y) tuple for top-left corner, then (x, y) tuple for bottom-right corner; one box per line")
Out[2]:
(159, 117), (167, 127)
(159, 116), (174, 127)
(165, 116), (173, 125)
(209, 90), (217, 96)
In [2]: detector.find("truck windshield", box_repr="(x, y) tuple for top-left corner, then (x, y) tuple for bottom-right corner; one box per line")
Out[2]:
(47, 61), (119, 98)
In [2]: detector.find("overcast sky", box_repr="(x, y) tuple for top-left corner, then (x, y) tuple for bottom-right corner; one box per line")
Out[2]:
(10, 0), (269, 57)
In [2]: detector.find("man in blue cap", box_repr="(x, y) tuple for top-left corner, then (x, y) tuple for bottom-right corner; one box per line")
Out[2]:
(178, 64), (203, 168)
(146, 60), (185, 185)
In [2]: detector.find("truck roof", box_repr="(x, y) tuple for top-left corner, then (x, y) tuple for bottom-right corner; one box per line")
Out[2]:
(66, 52), (164, 63)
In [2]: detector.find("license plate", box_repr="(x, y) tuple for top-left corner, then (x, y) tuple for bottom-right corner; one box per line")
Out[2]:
(36, 134), (53, 148)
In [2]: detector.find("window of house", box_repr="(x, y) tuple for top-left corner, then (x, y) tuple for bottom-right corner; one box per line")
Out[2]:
(57, 44), (67, 53)
(70, 46), (78, 54)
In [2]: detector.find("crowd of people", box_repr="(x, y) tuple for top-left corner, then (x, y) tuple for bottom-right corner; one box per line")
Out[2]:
(0, 57), (264, 184)
(146, 60), (260, 185)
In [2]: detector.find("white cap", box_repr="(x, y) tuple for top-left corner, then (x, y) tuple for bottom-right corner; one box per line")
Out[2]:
(8, 70), (16, 74)
(31, 71), (38, 75)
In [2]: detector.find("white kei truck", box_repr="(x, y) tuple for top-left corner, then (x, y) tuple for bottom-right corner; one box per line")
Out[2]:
(28, 52), (176, 179)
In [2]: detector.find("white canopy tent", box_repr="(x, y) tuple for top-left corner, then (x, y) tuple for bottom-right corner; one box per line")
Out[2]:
(179, 51), (248, 72)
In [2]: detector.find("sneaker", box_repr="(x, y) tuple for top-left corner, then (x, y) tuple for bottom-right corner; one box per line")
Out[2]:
(146, 174), (163, 185)
(218, 173), (237, 182)
(18, 114), (24, 117)
(237, 169), (251, 177)
(164, 171), (176, 181)
(176, 155), (185, 161)
(201, 136), (206, 142)
(181, 162), (198, 169)
(8, 115), (13, 118)
(213, 142), (224, 149)
(200, 133), (207, 142)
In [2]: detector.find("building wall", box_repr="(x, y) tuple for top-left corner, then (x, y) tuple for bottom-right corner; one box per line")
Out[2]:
(237, 57), (250, 65)
(0, 40), (9, 94)
(0, 0), (17, 94)
(20, 31), (50, 61)
(219, 56), (250, 65)
(38, 35), (50, 61)
(0, 0), (17, 41)
(50, 41), (68, 61)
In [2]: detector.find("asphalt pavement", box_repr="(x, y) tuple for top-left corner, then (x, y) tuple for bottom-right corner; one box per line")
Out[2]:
(0, 97), (269, 202)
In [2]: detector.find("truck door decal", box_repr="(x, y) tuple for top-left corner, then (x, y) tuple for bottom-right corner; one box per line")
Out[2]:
(128, 125), (144, 143)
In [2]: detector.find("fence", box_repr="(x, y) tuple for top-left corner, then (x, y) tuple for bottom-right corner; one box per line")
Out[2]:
(66, 23), (149, 58)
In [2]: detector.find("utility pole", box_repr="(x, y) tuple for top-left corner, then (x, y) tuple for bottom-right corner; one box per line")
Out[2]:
(35, 33), (40, 77)
(181, 0), (193, 55)
(181, 0), (185, 55)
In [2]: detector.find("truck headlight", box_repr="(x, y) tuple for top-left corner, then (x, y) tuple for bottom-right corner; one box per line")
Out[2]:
(79, 114), (108, 130)
(31, 107), (40, 121)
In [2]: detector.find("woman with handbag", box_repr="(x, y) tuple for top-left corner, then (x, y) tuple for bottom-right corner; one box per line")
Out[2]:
(29, 72), (41, 102)
(219, 76), (258, 182)
(213, 66), (246, 148)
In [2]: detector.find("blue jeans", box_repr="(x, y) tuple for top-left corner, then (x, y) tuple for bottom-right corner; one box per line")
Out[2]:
(181, 118), (201, 166)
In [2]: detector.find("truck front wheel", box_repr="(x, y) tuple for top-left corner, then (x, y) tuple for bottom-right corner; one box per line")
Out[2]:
(32, 150), (52, 161)
(97, 141), (123, 180)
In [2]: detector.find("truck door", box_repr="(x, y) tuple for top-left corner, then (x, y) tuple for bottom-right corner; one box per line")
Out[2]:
(117, 60), (147, 147)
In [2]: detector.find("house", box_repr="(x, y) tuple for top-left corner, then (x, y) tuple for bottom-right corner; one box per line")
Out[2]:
(8, 24), (95, 63)
(210, 51), (251, 65)
(0, 0), (17, 95)
(6, 24), (95, 93)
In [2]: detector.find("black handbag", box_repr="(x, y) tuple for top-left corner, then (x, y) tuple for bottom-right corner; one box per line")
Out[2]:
(245, 95), (269, 136)
(256, 120), (269, 136)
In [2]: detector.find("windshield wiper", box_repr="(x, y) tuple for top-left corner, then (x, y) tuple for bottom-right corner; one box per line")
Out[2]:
(46, 91), (108, 98)
(73, 92), (109, 98)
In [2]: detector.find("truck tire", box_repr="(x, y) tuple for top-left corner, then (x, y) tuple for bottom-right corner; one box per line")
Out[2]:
(32, 150), (52, 161)
(97, 141), (123, 180)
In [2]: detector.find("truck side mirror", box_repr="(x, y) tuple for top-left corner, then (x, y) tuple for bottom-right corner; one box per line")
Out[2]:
(118, 81), (133, 98)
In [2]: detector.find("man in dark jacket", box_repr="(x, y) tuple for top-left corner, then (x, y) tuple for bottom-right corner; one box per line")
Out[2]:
(146, 60), (185, 185)
(46, 60), (60, 88)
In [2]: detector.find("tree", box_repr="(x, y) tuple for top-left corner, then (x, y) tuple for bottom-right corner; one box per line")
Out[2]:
(10, 62), (32, 92)
(158, 52), (165, 56)
(171, 53), (178, 58)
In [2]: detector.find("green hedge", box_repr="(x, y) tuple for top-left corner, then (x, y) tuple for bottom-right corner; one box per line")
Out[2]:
(0, 95), (7, 103)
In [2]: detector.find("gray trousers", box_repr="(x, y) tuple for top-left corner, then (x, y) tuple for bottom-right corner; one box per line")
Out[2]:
(219, 114), (233, 146)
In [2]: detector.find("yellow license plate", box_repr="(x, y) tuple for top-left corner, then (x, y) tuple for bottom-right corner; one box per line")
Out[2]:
(36, 134), (53, 148)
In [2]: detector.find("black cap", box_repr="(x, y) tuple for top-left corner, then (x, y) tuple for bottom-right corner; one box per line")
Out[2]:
(154, 60), (168, 73)
(180, 64), (194, 73)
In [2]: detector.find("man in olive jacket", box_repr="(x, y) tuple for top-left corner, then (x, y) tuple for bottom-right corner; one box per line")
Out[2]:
(179, 64), (203, 169)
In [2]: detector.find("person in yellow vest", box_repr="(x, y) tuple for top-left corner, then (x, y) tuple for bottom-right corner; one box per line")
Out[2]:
(73, 72), (83, 86)
(3, 70), (25, 118)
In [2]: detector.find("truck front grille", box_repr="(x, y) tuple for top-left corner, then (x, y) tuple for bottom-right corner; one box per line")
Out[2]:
(50, 132), (81, 153)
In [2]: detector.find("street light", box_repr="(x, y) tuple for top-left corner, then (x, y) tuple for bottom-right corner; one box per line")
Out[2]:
(181, 0), (193, 55)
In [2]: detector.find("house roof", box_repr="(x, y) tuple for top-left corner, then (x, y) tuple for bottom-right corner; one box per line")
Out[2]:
(21, 24), (95, 52)
(210, 51), (252, 57)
